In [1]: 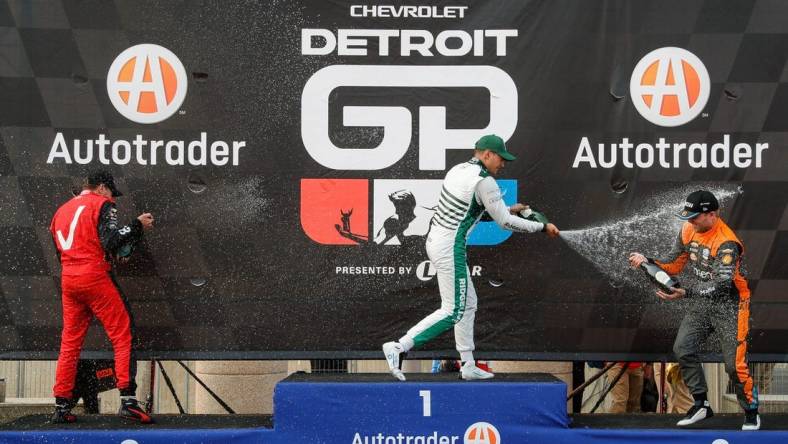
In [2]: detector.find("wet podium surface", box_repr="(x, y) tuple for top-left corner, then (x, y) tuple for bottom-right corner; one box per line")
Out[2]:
(0, 414), (274, 430)
(571, 412), (788, 431)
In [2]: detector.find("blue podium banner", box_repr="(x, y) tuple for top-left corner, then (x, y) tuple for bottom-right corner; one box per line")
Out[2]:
(273, 374), (569, 443)
(528, 427), (788, 444)
(3, 424), (787, 444)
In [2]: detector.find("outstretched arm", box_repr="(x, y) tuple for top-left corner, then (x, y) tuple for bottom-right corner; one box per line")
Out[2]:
(475, 177), (544, 233)
(650, 232), (688, 276)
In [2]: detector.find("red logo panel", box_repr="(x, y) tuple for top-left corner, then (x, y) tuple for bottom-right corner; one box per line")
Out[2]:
(301, 179), (368, 245)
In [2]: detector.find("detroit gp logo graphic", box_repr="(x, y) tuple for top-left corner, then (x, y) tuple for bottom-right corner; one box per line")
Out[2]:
(300, 64), (519, 247)
(300, 179), (518, 246)
(629, 47), (710, 127)
(464, 422), (500, 444)
(107, 44), (188, 124)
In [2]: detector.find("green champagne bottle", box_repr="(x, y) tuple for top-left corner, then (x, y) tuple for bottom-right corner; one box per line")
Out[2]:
(118, 243), (135, 258)
(518, 207), (549, 224)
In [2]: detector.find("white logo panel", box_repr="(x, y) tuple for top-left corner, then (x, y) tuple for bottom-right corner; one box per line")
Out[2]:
(107, 44), (188, 124)
(629, 47), (710, 127)
(301, 65), (518, 170)
(373, 179), (441, 245)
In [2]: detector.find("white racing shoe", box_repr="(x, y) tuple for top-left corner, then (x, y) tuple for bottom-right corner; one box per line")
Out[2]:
(382, 342), (406, 381)
(677, 401), (713, 426)
(742, 411), (761, 431)
(460, 361), (494, 380)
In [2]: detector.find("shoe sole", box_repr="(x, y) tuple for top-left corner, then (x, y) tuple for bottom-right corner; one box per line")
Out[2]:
(120, 407), (154, 424)
(50, 412), (77, 424)
(677, 409), (712, 427)
(382, 343), (405, 381)
(742, 416), (761, 431)
(120, 415), (154, 424)
(461, 372), (495, 380)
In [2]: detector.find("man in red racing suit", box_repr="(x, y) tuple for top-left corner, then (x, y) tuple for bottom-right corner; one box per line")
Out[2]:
(49, 171), (154, 423)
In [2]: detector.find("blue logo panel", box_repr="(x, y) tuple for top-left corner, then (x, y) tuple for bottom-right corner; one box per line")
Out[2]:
(467, 179), (517, 246)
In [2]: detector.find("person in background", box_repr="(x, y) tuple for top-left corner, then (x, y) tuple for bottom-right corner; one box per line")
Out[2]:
(607, 362), (644, 413)
(653, 362), (694, 414)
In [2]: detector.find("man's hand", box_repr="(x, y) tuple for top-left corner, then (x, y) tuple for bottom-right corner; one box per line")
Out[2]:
(137, 213), (154, 230)
(509, 203), (528, 215)
(656, 287), (686, 301)
(544, 223), (559, 238)
(628, 252), (647, 268)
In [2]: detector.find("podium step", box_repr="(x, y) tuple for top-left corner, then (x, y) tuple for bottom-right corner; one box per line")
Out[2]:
(274, 372), (569, 443)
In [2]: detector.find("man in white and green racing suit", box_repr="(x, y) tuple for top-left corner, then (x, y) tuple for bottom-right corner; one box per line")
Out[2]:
(383, 134), (560, 381)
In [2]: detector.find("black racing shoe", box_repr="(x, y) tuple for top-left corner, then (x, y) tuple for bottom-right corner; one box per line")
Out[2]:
(50, 397), (77, 424)
(677, 400), (713, 427)
(119, 397), (154, 424)
(743, 409), (761, 431)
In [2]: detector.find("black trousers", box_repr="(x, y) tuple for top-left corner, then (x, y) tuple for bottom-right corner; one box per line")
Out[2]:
(672, 298), (758, 411)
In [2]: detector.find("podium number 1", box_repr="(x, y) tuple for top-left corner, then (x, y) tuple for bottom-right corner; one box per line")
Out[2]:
(419, 390), (431, 417)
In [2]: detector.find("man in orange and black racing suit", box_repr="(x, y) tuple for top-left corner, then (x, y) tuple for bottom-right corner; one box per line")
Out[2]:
(629, 190), (759, 431)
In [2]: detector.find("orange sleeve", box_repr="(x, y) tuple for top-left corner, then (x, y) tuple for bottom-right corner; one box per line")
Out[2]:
(653, 229), (689, 276)
(655, 253), (688, 276)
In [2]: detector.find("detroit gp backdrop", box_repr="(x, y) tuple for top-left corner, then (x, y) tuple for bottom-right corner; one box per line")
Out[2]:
(1, 0), (788, 360)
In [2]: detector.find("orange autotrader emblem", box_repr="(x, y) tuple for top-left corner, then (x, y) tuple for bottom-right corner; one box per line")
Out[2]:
(107, 44), (188, 124)
(464, 422), (500, 444)
(630, 47), (710, 127)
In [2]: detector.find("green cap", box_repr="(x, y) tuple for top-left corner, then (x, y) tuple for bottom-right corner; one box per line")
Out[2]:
(474, 134), (516, 161)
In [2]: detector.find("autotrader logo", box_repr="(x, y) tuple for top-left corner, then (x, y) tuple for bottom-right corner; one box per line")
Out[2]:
(107, 44), (188, 124)
(464, 422), (500, 444)
(629, 47), (710, 127)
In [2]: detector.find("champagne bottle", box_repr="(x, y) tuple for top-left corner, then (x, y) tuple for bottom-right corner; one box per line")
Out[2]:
(640, 261), (680, 292)
(518, 207), (550, 224)
(117, 243), (135, 258)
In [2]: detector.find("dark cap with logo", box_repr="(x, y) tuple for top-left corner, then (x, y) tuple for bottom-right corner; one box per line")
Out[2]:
(677, 190), (718, 220)
(87, 170), (123, 197)
(475, 134), (516, 161)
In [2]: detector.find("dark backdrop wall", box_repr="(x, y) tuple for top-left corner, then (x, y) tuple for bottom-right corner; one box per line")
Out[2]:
(1, 0), (787, 360)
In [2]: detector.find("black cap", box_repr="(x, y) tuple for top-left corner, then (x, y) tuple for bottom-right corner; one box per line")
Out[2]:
(677, 190), (718, 220)
(87, 170), (123, 197)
